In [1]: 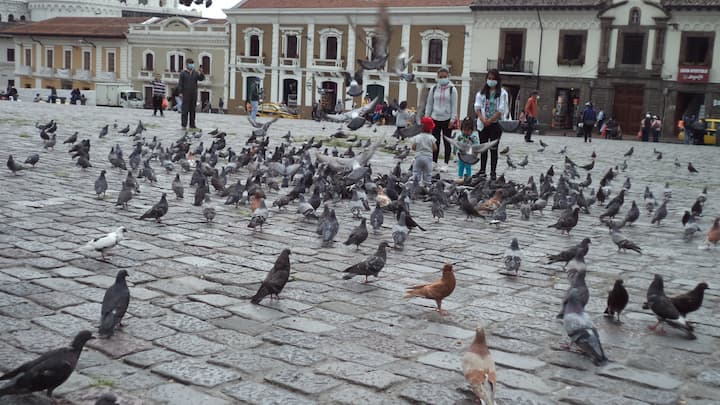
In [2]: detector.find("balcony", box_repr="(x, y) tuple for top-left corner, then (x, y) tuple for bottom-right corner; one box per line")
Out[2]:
(280, 57), (300, 67)
(162, 71), (180, 82)
(487, 59), (534, 74)
(74, 70), (92, 81)
(236, 55), (264, 66)
(139, 69), (154, 79)
(16, 65), (32, 75)
(413, 63), (452, 74)
(312, 58), (344, 69)
(56, 68), (72, 79)
(37, 67), (54, 77)
(95, 71), (117, 82)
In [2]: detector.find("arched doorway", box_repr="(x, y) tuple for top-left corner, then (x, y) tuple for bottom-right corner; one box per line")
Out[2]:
(366, 84), (384, 104)
(245, 76), (261, 102)
(321, 81), (337, 113)
(283, 78), (298, 107)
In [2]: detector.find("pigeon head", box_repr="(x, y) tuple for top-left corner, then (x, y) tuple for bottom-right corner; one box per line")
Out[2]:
(378, 241), (390, 250)
(615, 279), (624, 287)
(510, 238), (519, 250)
(442, 263), (455, 273)
(696, 282), (709, 291)
(116, 226), (127, 235)
(281, 248), (292, 256)
(581, 238), (591, 246)
(116, 270), (129, 282)
(72, 330), (95, 349)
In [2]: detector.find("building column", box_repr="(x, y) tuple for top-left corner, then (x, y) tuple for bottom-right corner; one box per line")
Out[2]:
(271, 23), (279, 102)
(96, 46), (103, 74)
(345, 23), (356, 109)
(120, 45), (128, 81)
(460, 23), (473, 118)
(305, 23), (314, 108)
(652, 18), (668, 77)
(598, 17), (613, 75)
(229, 23), (236, 101)
(398, 23), (411, 103)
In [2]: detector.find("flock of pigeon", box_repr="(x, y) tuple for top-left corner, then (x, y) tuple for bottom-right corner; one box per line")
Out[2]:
(2, 10), (718, 405)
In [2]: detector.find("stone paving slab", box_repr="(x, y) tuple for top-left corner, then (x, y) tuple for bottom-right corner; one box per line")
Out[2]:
(0, 102), (719, 404)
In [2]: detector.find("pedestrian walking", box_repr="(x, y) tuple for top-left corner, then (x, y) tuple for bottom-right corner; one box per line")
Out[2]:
(581, 102), (597, 143)
(178, 58), (205, 130)
(524, 90), (539, 142)
(651, 115), (662, 142)
(473, 68), (507, 180)
(596, 108), (605, 135)
(411, 117), (438, 186)
(151, 75), (166, 117)
(640, 113), (652, 142)
(248, 77), (261, 122)
(424, 67), (458, 172)
(453, 117), (480, 179)
(218, 97), (224, 114)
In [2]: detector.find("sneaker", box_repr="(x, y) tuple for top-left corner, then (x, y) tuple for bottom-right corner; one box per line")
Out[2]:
(525, 139), (534, 143)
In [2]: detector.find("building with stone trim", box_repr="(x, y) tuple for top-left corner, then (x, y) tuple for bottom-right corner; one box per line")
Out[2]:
(127, 16), (230, 110)
(224, 0), (475, 119)
(0, 0), (198, 23)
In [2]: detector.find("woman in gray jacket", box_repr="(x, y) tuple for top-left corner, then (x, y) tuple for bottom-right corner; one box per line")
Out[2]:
(424, 67), (458, 171)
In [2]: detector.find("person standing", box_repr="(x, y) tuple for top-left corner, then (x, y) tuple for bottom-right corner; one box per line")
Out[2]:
(596, 108), (605, 135)
(424, 67), (458, 172)
(651, 115), (662, 142)
(178, 58), (205, 130)
(474, 68), (507, 180)
(411, 117), (439, 186)
(640, 113), (652, 142)
(581, 102), (596, 143)
(453, 117), (480, 179)
(218, 97), (224, 114)
(248, 77), (261, 122)
(393, 100), (410, 137)
(523, 90), (539, 142)
(151, 75), (166, 117)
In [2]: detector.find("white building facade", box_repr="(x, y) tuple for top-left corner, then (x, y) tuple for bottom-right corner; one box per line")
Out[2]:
(0, 0), (197, 23)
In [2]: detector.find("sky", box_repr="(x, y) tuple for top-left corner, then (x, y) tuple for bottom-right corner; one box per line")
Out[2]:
(179, 0), (242, 19)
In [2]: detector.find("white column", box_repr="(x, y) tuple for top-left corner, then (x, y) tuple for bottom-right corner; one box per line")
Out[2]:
(224, 48), (230, 102)
(460, 23), (473, 118)
(121, 44), (128, 81)
(304, 23), (314, 108)
(35, 44), (41, 74)
(345, 24), (356, 109)
(271, 23), (279, 102)
(14, 43), (21, 83)
(460, 80), (470, 118)
(96, 46), (103, 74)
(399, 23), (411, 103)
(229, 23), (236, 100)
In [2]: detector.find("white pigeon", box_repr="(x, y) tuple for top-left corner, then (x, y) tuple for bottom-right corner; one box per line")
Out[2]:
(79, 226), (126, 259)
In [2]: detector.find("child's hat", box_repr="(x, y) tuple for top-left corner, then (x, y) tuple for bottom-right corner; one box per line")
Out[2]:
(421, 116), (435, 133)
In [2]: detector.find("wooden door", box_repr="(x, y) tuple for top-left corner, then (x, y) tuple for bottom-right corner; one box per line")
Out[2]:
(612, 85), (644, 136)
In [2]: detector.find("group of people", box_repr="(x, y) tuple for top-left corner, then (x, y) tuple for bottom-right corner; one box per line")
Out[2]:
(680, 114), (710, 145)
(639, 112), (663, 142)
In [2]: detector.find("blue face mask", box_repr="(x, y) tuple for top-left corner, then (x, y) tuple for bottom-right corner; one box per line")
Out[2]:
(438, 78), (450, 86)
(486, 79), (497, 88)
(188, 64), (195, 69)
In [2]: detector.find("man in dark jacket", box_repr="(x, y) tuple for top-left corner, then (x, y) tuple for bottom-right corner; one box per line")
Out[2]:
(178, 58), (205, 130)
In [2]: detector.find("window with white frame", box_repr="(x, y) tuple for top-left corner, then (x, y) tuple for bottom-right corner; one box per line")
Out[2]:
(243, 27), (263, 58)
(63, 48), (72, 69)
(319, 28), (342, 60)
(168, 51), (185, 72)
(143, 50), (154, 71)
(107, 50), (116, 73)
(45, 48), (53, 68)
(420, 30), (449, 66)
(82, 50), (91, 71)
(281, 28), (302, 59)
(200, 54), (211, 75)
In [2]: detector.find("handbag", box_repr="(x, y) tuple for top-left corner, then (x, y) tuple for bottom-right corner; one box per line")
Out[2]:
(161, 98), (168, 109)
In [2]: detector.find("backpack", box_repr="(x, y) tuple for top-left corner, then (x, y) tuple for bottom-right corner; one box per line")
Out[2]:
(431, 84), (454, 100)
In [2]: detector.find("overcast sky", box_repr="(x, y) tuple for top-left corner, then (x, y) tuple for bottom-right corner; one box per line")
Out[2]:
(179, 0), (242, 19)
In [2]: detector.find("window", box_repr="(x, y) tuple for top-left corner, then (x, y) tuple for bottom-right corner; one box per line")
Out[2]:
(558, 30), (587, 65)
(107, 51), (115, 72)
(144, 52), (154, 70)
(621, 33), (644, 65)
(64, 50), (71, 69)
(169, 53), (184, 72)
(250, 35), (260, 56)
(428, 39), (443, 65)
(8, 79), (14, 88)
(20, 16), (25, 21)
(46, 49), (53, 68)
(83, 51), (91, 70)
(7, 48), (14, 63)
(286, 35), (298, 58)
(326, 37), (337, 60)
(201, 55), (210, 74)
(681, 32), (714, 66)
(500, 30), (526, 70)
(24, 48), (31, 66)
(629, 8), (640, 25)
(8, 14), (13, 22)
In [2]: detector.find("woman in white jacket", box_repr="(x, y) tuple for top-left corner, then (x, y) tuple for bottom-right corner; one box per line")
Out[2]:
(474, 69), (508, 180)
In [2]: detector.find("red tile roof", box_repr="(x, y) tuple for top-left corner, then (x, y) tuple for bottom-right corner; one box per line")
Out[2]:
(2, 17), (148, 38)
(234, 0), (471, 8)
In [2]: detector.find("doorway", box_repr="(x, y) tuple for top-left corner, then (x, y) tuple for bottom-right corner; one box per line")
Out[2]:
(553, 88), (581, 129)
(283, 78), (298, 107)
(200, 91), (210, 112)
(321, 81), (337, 113)
(366, 84), (385, 104)
(612, 85), (644, 135)
(144, 86), (153, 109)
(504, 85), (520, 119)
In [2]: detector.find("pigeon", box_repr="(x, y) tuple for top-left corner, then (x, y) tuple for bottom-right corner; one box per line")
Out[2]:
(354, 4), (391, 70)
(94, 170), (108, 199)
(99, 124), (109, 138)
(98, 270), (130, 339)
(203, 206), (216, 223)
(663, 182), (672, 200)
(646, 274), (695, 339)
(547, 207), (580, 235)
(691, 198), (703, 218)
(489, 202), (507, 226)
(443, 136), (499, 166)
(392, 211), (409, 250)
(95, 393), (119, 405)
(6, 155), (25, 174)
(562, 289), (608, 365)
(499, 146), (510, 155)
(682, 211), (702, 241)
(172, 173), (184, 199)
(296, 195), (318, 221)
(688, 162), (698, 173)
(344, 218), (369, 250)
(623, 201), (640, 225)
(139, 193), (168, 223)
(565, 246), (588, 279)
(80, 227), (126, 259)
(609, 228), (642, 254)
(248, 193), (268, 231)
(604, 279), (629, 322)
(24, 154), (39, 167)
(503, 238), (522, 276)
(431, 197), (444, 222)
(320, 208), (339, 245)
(651, 200), (668, 225)
(656, 152), (662, 160)
(343, 241), (389, 283)
(462, 327), (496, 405)
(459, 191), (485, 220)
(341, 68), (364, 97)
(64, 132), (78, 144)
(652, 282), (709, 319)
(623, 146), (634, 157)
(118, 124), (130, 134)
(370, 203), (384, 232)
(0, 330), (94, 400)
(547, 238), (591, 268)
(404, 263), (456, 315)
(250, 249), (291, 304)
(558, 269), (589, 319)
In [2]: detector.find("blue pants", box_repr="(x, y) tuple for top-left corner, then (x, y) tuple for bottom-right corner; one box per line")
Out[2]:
(458, 160), (472, 177)
(250, 100), (259, 122)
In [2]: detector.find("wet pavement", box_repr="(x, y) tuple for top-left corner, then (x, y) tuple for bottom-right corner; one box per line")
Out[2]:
(1, 101), (719, 404)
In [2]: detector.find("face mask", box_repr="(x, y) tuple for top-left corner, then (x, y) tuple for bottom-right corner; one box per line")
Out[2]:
(438, 78), (450, 86)
(188, 64), (195, 69)
(486, 79), (497, 88)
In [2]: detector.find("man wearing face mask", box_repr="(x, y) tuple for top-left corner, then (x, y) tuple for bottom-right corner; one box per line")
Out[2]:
(524, 90), (539, 142)
(424, 67), (458, 172)
(178, 58), (205, 131)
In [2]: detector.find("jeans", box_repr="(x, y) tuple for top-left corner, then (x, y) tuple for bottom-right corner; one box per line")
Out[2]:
(478, 123), (502, 177)
(641, 127), (650, 142)
(653, 129), (660, 142)
(152, 95), (164, 116)
(181, 92), (197, 129)
(175, 96), (182, 112)
(250, 100), (259, 122)
(683, 129), (691, 144)
(525, 116), (535, 141)
(583, 122), (594, 142)
(457, 160), (472, 178)
(413, 154), (433, 186)
(431, 119), (452, 164)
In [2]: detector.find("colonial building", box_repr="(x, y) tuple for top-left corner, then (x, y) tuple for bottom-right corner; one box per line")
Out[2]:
(0, 21), (27, 91)
(224, 0), (474, 118)
(0, 0), (197, 23)
(5, 17), (146, 90)
(469, 0), (720, 137)
(127, 16), (229, 110)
